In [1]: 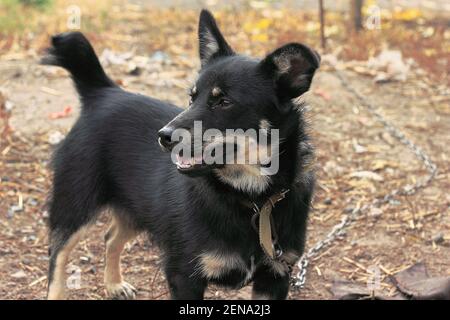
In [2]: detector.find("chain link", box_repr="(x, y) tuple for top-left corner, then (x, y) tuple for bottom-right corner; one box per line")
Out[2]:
(290, 70), (438, 289)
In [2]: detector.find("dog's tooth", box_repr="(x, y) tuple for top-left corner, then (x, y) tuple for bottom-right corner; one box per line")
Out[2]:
(177, 162), (190, 169)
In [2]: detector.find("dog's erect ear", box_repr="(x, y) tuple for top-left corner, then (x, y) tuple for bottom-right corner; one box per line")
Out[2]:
(260, 43), (320, 113)
(198, 9), (234, 67)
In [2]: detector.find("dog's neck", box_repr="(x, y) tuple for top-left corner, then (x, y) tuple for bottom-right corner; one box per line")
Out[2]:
(212, 104), (311, 199)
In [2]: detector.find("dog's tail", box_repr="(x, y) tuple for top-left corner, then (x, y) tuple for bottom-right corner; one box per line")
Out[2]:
(41, 32), (116, 98)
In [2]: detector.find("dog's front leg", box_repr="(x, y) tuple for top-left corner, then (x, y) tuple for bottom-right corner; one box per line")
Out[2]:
(166, 270), (207, 300)
(251, 264), (290, 300)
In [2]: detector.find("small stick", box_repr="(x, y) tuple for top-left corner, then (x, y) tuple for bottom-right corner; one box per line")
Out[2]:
(29, 276), (46, 287)
(343, 257), (371, 273)
(40, 86), (61, 96)
(153, 290), (169, 300)
(318, 0), (326, 50)
(315, 266), (322, 276)
(150, 266), (161, 299)
(379, 264), (393, 276)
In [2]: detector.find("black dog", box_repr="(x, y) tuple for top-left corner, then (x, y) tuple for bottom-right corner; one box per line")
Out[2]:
(44, 10), (319, 300)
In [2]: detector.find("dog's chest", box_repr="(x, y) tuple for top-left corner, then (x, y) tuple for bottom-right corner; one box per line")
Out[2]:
(195, 251), (256, 287)
(194, 249), (299, 287)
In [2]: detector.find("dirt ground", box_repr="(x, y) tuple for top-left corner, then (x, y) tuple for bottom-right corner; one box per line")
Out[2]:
(0, 52), (448, 300)
(0, 2), (449, 300)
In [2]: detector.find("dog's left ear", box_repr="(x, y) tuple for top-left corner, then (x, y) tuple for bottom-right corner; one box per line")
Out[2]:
(260, 43), (320, 113)
(198, 9), (234, 67)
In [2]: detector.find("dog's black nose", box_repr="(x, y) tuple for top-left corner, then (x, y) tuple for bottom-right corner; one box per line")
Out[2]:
(158, 126), (176, 150)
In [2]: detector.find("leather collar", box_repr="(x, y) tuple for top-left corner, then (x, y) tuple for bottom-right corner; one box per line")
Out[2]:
(241, 189), (290, 260)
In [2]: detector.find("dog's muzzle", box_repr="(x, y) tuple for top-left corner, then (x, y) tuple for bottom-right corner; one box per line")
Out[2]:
(158, 126), (177, 151)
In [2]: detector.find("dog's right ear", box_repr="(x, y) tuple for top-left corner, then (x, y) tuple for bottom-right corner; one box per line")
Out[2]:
(259, 43), (320, 113)
(198, 9), (234, 67)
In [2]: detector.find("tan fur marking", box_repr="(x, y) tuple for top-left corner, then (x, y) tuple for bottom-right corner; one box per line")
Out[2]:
(197, 251), (247, 279)
(214, 164), (271, 194)
(47, 226), (88, 300)
(210, 132), (272, 193)
(212, 87), (222, 96)
(104, 215), (137, 298)
(259, 119), (272, 131)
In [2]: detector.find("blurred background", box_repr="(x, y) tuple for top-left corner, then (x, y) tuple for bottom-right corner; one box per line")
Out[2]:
(0, 0), (449, 300)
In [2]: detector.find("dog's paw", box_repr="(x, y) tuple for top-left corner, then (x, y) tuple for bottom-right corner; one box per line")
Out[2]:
(105, 282), (137, 300)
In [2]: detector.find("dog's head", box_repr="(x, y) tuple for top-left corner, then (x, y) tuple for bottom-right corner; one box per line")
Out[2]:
(159, 10), (319, 190)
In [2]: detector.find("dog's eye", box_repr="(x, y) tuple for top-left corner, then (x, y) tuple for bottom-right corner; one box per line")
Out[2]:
(217, 98), (232, 108)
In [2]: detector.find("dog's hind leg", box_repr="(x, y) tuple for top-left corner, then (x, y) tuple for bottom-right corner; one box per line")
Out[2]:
(47, 162), (105, 299)
(104, 214), (138, 300)
(47, 225), (90, 300)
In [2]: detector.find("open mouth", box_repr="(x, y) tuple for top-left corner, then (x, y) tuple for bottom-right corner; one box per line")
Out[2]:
(175, 154), (203, 170)
(173, 142), (238, 175)
(175, 153), (219, 176)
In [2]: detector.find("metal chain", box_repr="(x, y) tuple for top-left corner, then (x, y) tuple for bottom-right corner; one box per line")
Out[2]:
(290, 70), (438, 289)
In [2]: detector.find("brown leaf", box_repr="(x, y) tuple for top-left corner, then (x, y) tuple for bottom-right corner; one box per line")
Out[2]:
(391, 263), (450, 300)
